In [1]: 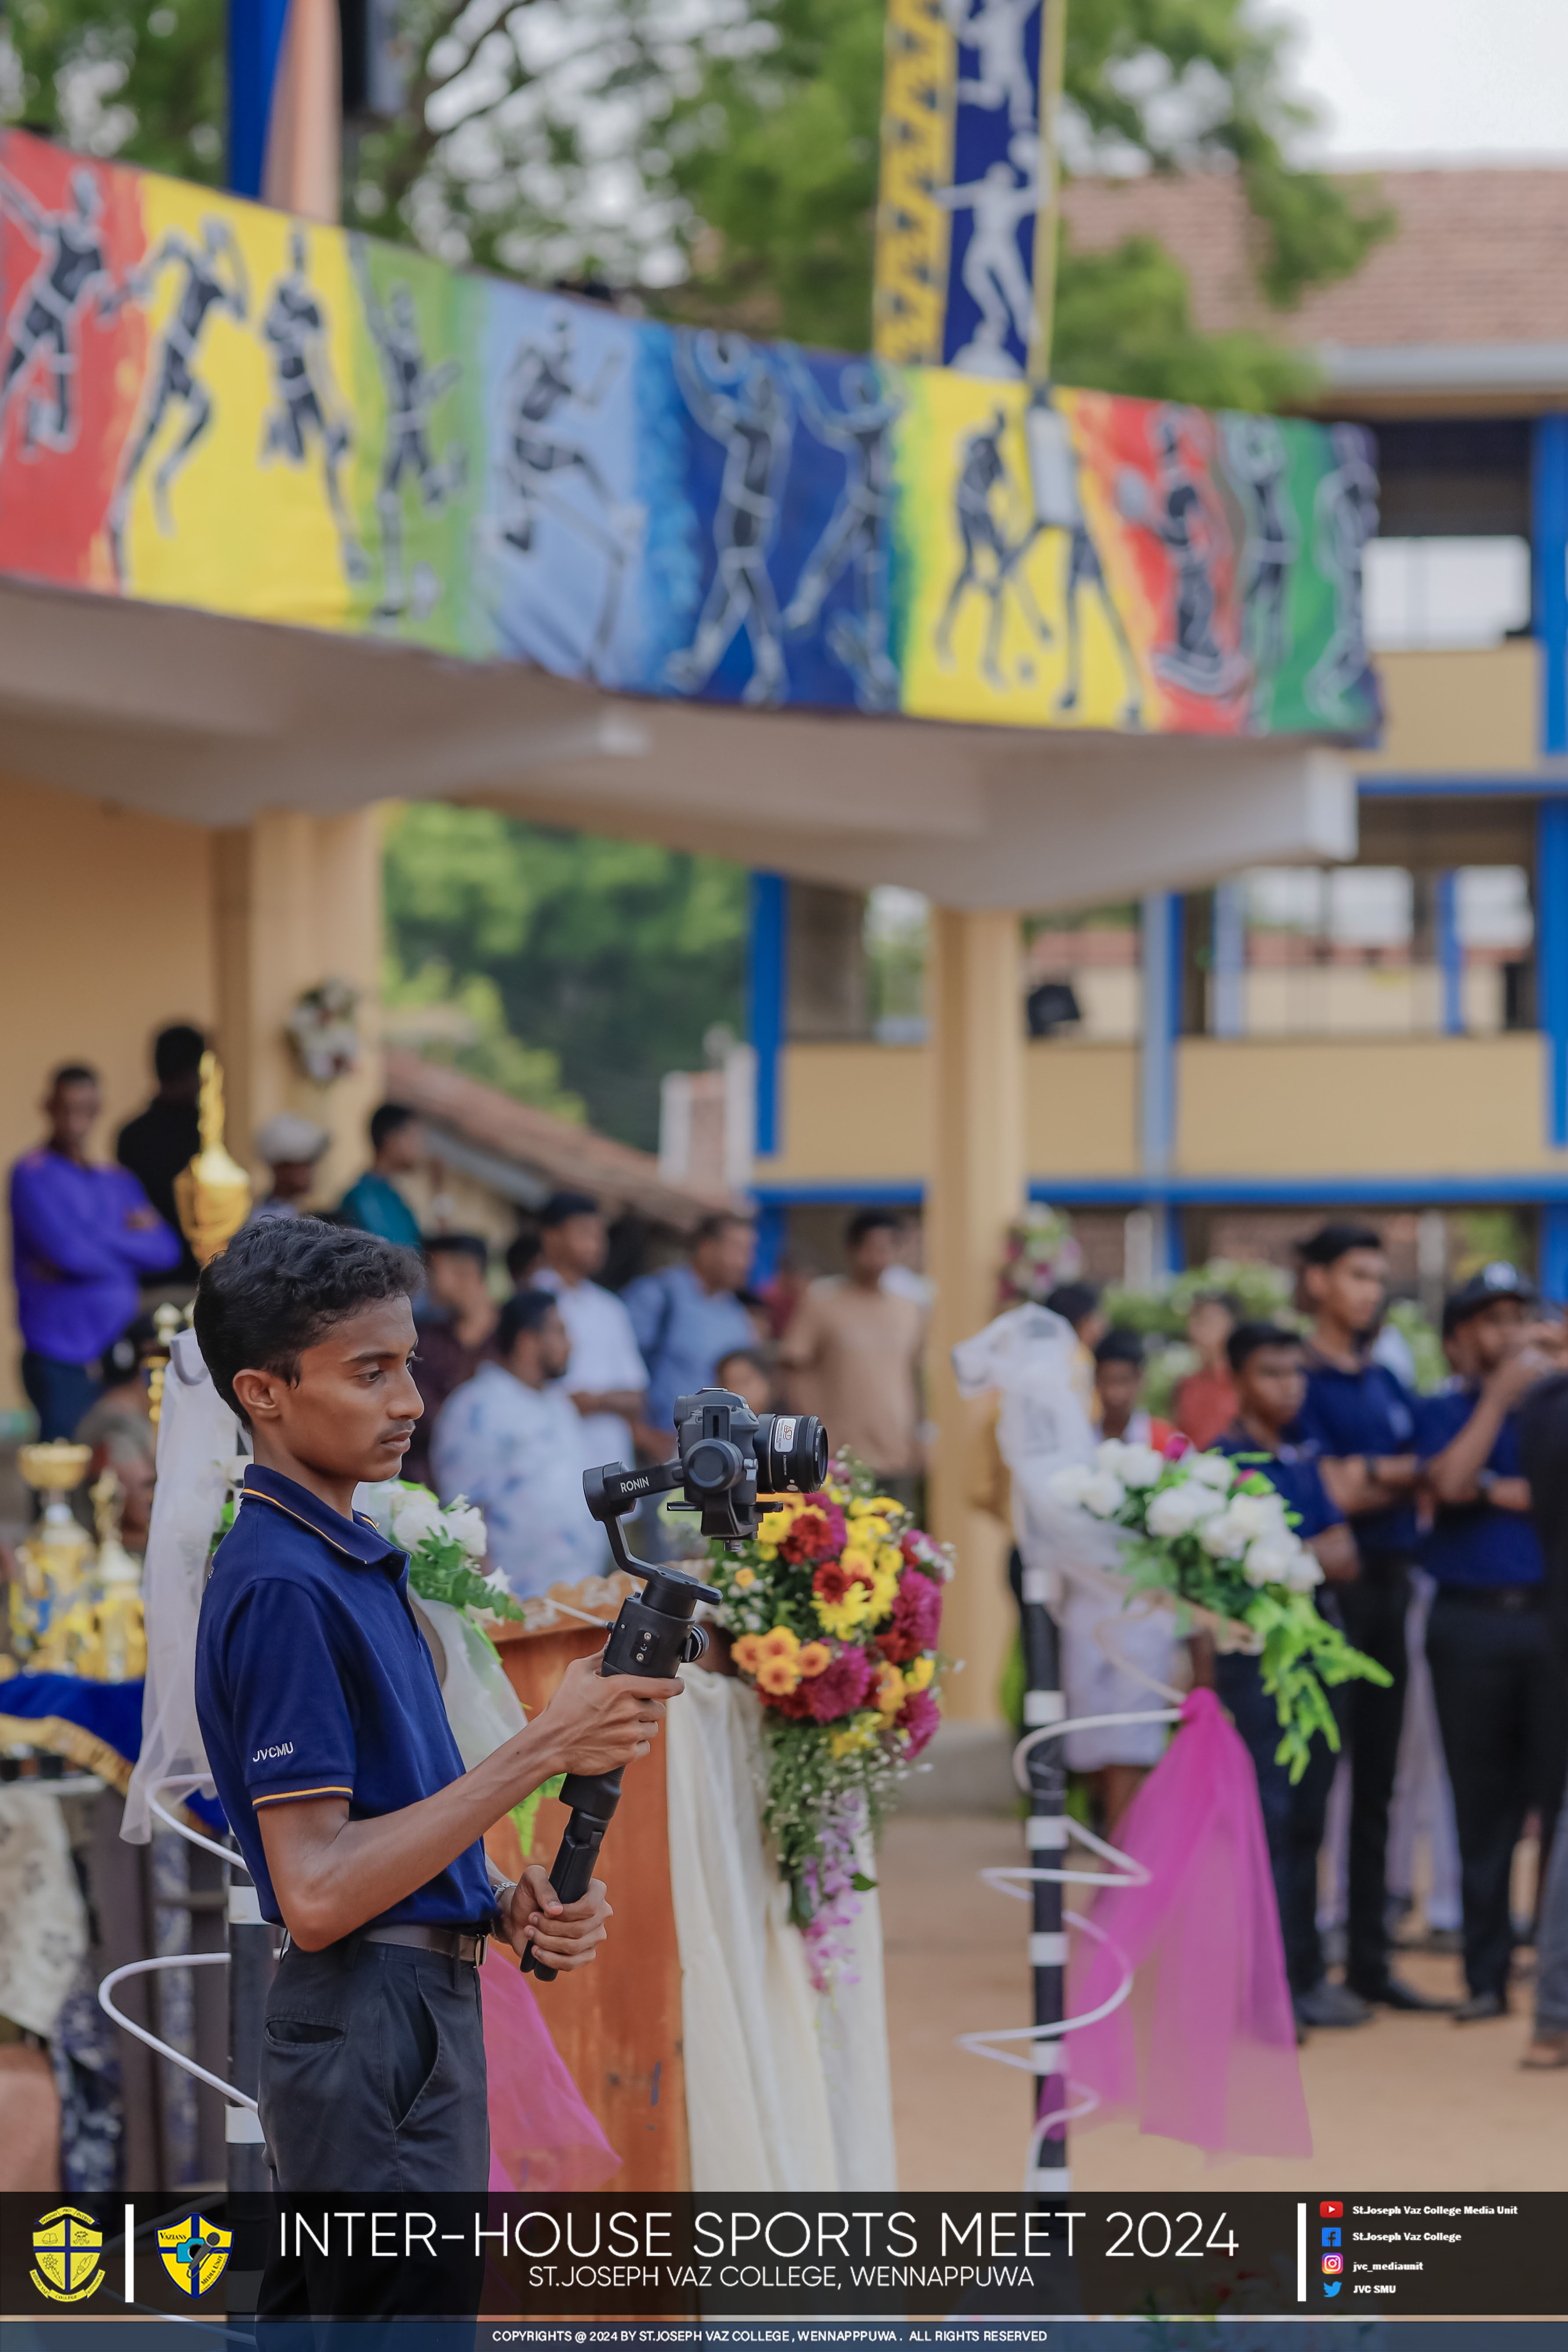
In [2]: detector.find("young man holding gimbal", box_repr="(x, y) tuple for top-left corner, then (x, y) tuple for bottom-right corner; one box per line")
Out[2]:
(193, 1218), (683, 2199)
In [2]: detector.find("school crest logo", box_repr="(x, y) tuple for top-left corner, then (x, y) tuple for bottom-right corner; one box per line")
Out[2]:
(30, 2206), (105, 2301)
(158, 2214), (233, 2297)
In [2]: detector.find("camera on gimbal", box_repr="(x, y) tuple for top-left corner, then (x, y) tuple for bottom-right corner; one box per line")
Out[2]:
(518, 1388), (829, 1981)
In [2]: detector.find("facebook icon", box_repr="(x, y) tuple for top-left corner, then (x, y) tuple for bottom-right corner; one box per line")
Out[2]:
(1322, 2227), (1341, 2247)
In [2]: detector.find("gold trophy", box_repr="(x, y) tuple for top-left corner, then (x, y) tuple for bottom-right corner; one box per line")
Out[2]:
(173, 1051), (252, 1267)
(11, 1442), (94, 1666)
(82, 1470), (147, 1683)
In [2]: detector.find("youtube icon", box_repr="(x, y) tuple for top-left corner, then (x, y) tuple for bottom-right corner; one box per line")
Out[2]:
(1320, 2202), (1344, 2218)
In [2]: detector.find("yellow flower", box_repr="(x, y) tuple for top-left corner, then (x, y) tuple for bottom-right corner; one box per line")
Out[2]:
(797, 1640), (832, 1678)
(758, 1509), (795, 1546)
(874, 1661), (905, 1716)
(906, 1653), (935, 1691)
(828, 1710), (883, 1759)
(758, 1624), (800, 1662)
(732, 1633), (764, 1674)
(814, 1585), (878, 1639)
(870, 1496), (904, 1517)
(755, 1544), (779, 1563)
(733, 1565), (757, 1588)
(823, 1482), (846, 1504)
(757, 1654), (801, 1696)
(839, 1546), (874, 1583)
(876, 1545), (903, 1578)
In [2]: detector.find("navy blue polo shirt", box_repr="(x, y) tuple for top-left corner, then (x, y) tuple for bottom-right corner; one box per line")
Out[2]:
(1415, 1388), (1544, 1590)
(1293, 1351), (1418, 1556)
(1212, 1426), (1342, 1541)
(194, 1464), (493, 1929)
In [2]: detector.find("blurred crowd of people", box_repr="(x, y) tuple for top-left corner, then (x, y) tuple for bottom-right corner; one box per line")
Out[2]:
(1038, 1228), (1568, 2075)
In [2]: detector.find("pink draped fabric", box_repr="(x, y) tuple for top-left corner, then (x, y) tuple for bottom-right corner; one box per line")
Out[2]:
(481, 1948), (621, 2189)
(1065, 1687), (1311, 2158)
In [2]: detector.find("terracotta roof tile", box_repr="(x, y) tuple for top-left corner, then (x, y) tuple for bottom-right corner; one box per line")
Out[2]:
(1060, 167), (1568, 349)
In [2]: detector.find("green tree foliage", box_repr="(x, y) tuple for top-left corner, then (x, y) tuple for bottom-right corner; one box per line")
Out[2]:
(384, 803), (746, 1149)
(1, 0), (224, 180)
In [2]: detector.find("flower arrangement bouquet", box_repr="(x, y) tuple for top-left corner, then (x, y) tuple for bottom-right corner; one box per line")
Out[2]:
(997, 1203), (1084, 1309)
(704, 1458), (952, 1979)
(1051, 1439), (1392, 1781)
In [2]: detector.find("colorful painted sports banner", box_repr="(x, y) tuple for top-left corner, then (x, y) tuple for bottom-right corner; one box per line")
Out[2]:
(0, 130), (1379, 740)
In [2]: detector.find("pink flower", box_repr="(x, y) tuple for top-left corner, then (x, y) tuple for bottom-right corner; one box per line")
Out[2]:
(896, 1687), (939, 1756)
(802, 1646), (877, 1723)
(877, 1568), (942, 1663)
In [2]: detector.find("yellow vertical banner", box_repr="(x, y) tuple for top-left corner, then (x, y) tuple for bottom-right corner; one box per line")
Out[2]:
(873, 0), (958, 366)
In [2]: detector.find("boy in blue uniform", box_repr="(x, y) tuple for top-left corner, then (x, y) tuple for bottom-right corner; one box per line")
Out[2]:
(1293, 1222), (1442, 2013)
(1419, 1263), (1567, 2021)
(193, 1217), (683, 2207)
(1211, 1323), (1361, 2030)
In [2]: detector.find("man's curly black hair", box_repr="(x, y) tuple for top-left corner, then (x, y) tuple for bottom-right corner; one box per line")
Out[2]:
(194, 1216), (423, 1425)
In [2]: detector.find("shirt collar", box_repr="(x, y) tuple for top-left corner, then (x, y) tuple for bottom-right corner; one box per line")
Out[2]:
(241, 1464), (406, 1574)
(1219, 1417), (1281, 1459)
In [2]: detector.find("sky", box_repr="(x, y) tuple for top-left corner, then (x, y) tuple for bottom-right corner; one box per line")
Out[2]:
(1262, 0), (1568, 162)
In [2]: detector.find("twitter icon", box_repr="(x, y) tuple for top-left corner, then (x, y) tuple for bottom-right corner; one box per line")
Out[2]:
(1323, 2283), (1342, 2300)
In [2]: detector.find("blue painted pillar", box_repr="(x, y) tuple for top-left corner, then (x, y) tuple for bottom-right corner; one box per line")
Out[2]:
(228, 0), (292, 197)
(1435, 868), (1464, 1036)
(1539, 805), (1568, 1147)
(1138, 893), (1182, 1279)
(747, 872), (788, 1160)
(1541, 1204), (1568, 1304)
(1536, 415), (1568, 755)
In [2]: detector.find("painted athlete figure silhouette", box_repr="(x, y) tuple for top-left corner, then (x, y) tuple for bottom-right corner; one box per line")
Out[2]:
(1306, 423), (1379, 722)
(350, 238), (465, 620)
(0, 166), (121, 457)
(495, 311), (641, 675)
(784, 356), (902, 712)
(942, 0), (1039, 129)
(1024, 384), (1141, 725)
(1224, 413), (1299, 720)
(259, 231), (367, 582)
(934, 406), (1052, 688)
(1117, 408), (1248, 698)
(667, 335), (791, 707)
(107, 217), (249, 581)
(931, 137), (1040, 373)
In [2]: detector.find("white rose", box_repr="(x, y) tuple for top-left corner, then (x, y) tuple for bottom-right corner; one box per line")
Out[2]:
(1199, 1509), (1250, 1560)
(442, 1503), (488, 1558)
(1049, 1464), (1096, 1507)
(1115, 1442), (1167, 1491)
(1225, 1489), (1287, 1542)
(1286, 1550), (1325, 1592)
(1185, 1452), (1236, 1493)
(1242, 1534), (1301, 1588)
(389, 1486), (442, 1550)
(1095, 1438), (1129, 1474)
(1079, 1470), (1127, 1519)
(1146, 1481), (1220, 1537)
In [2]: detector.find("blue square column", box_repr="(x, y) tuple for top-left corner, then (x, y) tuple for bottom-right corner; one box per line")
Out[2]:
(1535, 415), (1568, 756)
(746, 872), (788, 1161)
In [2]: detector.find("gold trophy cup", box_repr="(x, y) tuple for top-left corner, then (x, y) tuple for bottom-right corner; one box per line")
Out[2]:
(173, 1052), (252, 1267)
(11, 1442), (94, 1666)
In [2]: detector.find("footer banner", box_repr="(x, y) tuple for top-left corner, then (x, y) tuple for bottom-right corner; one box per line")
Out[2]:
(2, 2194), (1562, 2324)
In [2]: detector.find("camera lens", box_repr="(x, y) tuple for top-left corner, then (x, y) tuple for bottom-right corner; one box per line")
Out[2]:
(683, 1435), (747, 1497)
(757, 1412), (829, 1493)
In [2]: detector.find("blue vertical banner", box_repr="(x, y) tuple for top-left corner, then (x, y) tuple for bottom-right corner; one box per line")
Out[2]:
(874, 0), (1053, 377)
(228, 0), (292, 198)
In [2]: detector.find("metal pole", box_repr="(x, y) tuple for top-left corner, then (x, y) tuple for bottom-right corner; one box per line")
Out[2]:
(1020, 1561), (1069, 2189)
(226, 1865), (273, 2190)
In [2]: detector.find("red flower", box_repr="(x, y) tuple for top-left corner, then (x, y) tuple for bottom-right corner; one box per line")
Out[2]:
(896, 1687), (939, 1756)
(813, 1560), (852, 1605)
(877, 1568), (943, 1664)
(779, 1500), (846, 1564)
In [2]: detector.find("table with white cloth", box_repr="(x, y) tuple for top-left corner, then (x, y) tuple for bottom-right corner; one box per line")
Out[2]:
(488, 1616), (897, 2192)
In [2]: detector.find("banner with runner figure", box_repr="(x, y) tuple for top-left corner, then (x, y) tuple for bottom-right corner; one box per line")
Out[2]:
(0, 127), (1379, 741)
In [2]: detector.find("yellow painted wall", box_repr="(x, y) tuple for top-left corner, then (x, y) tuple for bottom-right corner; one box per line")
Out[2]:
(768, 1033), (1565, 1192)
(1176, 1034), (1567, 1179)
(0, 772), (217, 1413)
(1362, 643), (1541, 777)
(759, 1041), (1141, 1188)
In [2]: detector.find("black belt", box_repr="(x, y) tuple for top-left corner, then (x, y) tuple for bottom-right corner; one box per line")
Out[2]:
(1432, 1583), (1542, 1613)
(281, 1922), (488, 1965)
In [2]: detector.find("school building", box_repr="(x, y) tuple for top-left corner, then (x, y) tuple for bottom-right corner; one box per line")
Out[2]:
(747, 167), (1568, 1302)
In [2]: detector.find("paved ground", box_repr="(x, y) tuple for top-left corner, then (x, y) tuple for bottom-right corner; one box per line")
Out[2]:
(879, 1811), (1567, 2193)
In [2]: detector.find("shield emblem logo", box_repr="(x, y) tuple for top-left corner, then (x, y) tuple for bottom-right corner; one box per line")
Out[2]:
(157, 2215), (233, 2297)
(30, 2206), (105, 2302)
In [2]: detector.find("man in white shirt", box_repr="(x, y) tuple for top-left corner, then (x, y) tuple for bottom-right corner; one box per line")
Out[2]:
(531, 1189), (647, 1472)
(431, 1289), (608, 1597)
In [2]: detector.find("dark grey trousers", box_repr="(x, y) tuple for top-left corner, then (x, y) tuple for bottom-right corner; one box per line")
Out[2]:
(258, 1936), (489, 2316)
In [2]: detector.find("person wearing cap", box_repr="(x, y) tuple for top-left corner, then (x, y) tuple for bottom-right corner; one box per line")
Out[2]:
(251, 1112), (331, 1221)
(1293, 1221), (1440, 2015)
(405, 1233), (502, 1490)
(432, 1289), (609, 1597)
(1057, 1329), (1178, 1835)
(1210, 1322), (1366, 2029)
(531, 1191), (648, 1475)
(1418, 1264), (1566, 2023)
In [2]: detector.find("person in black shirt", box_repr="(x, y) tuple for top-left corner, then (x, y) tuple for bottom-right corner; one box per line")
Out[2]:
(116, 1023), (205, 1283)
(1517, 1341), (1568, 2067)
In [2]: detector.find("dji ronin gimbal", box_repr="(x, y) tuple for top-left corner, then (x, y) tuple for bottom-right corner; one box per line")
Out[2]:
(519, 1388), (827, 1980)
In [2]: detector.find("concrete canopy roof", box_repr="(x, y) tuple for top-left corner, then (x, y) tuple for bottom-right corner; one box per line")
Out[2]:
(0, 575), (1356, 914)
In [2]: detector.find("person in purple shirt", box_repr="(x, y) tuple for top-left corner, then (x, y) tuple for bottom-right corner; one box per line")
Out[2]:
(10, 1062), (182, 1438)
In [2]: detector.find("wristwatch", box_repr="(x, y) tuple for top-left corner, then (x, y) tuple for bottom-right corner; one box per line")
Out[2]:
(487, 1872), (519, 1933)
